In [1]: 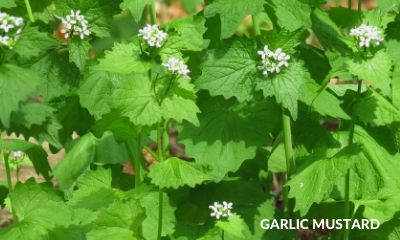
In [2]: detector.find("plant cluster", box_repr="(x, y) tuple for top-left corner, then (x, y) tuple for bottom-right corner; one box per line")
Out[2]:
(0, 0), (400, 239)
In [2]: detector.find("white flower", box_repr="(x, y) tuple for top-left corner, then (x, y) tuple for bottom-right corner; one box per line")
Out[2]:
(138, 24), (167, 48)
(10, 151), (24, 159)
(162, 57), (190, 77)
(0, 11), (23, 48)
(60, 10), (91, 40)
(350, 24), (383, 48)
(257, 45), (290, 76)
(209, 201), (233, 220)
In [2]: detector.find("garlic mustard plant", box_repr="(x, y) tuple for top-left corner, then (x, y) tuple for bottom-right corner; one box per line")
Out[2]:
(138, 24), (168, 48)
(350, 24), (384, 48)
(60, 10), (91, 40)
(257, 46), (290, 76)
(209, 201), (233, 219)
(0, 11), (23, 48)
(162, 57), (190, 77)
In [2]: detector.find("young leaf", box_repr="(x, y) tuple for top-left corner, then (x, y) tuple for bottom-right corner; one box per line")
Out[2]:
(68, 39), (91, 72)
(299, 78), (350, 119)
(179, 94), (280, 180)
(195, 38), (257, 102)
(347, 50), (393, 96)
(13, 26), (59, 61)
(255, 61), (307, 119)
(0, 0), (16, 8)
(0, 64), (40, 128)
(122, 0), (152, 22)
(270, 0), (312, 31)
(112, 74), (199, 126)
(204, 0), (264, 39)
(96, 42), (150, 74)
(148, 157), (212, 189)
(78, 69), (121, 118)
(354, 89), (400, 126)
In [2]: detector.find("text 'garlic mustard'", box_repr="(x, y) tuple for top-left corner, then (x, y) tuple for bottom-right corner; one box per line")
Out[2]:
(162, 57), (190, 77)
(138, 24), (168, 48)
(0, 11), (23, 48)
(257, 45), (290, 76)
(209, 201), (233, 220)
(350, 24), (384, 48)
(60, 10), (91, 40)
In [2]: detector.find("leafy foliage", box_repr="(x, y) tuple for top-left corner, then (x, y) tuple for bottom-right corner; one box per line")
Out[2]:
(1, 0), (400, 239)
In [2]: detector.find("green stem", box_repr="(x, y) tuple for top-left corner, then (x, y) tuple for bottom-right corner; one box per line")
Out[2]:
(282, 109), (295, 214)
(149, 1), (157, 25)
(124, 137), (144, 187)
(156, 122), (165, 240)
(357, 0), (362, 12)
(23, 0), (35, 22)
(221, 230), (225, 240)
(348, 0), (352, 10)
(0, 135), (17, 221)
(344, 79), (362, 240)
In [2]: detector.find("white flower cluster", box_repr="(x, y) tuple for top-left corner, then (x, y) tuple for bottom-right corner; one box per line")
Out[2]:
(60, 10), (91, 40)
(10, 151), (24, 159)
(162, 57), (190, 77)
(0, 11), (23, 48)
(257, 46), (290, 76)
(350, 24), (384, 48)
(138, 24), (167, 48)
(209, 201), (233, 220)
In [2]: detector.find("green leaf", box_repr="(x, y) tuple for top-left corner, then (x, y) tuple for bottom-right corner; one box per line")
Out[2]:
(122, 0), (152, 22)
(287, 127), (400, 215)
(377, 0), (400, 13)
(160, 15), (208, 59)
(270, 0), (312, 31)
(78, 69), (121, 118)
(0, 0), (16, 8)
(347, 50), (393, 96)
(0, 180), (72, 240)
(12, 102), (55, 128)
(3, 139), (51, 180)
(255, 61), (307, 119)
(0, 64), (40, 128)
(215, 214), (252, 239)
(112, 74), (199, 126)
(311, 9), (352, 54)
(355, 89), (400, 126)
(204, 0), (264, 39)
(140, 191), (176, 239)
(179, 94), (280, 180)
(182, 0), (202, 13)
(356, 189), (400, 223)
(67, 168), (118, 210)
(299, 78), (350, 119)
(13, 26), (59, 60)
(68, 39), (91, 72)
(30, 50), (80, 100)
(86, 227), (137, 240)
(53, 133), (129, 190)
(96, 43), (150, 74)
(148, 157), (212, 189)
(195, 38), (256, 102)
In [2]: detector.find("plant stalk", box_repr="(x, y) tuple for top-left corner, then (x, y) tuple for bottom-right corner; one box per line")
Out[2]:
(24, 0), (35, 22)
(357, 0), (362, 12)
(0, 135), (17, 221)
(344, 79), (362, 240)
(282, 110), (295, 214)
(348, 0), (352, 10)
(156, 122), (165, 240)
